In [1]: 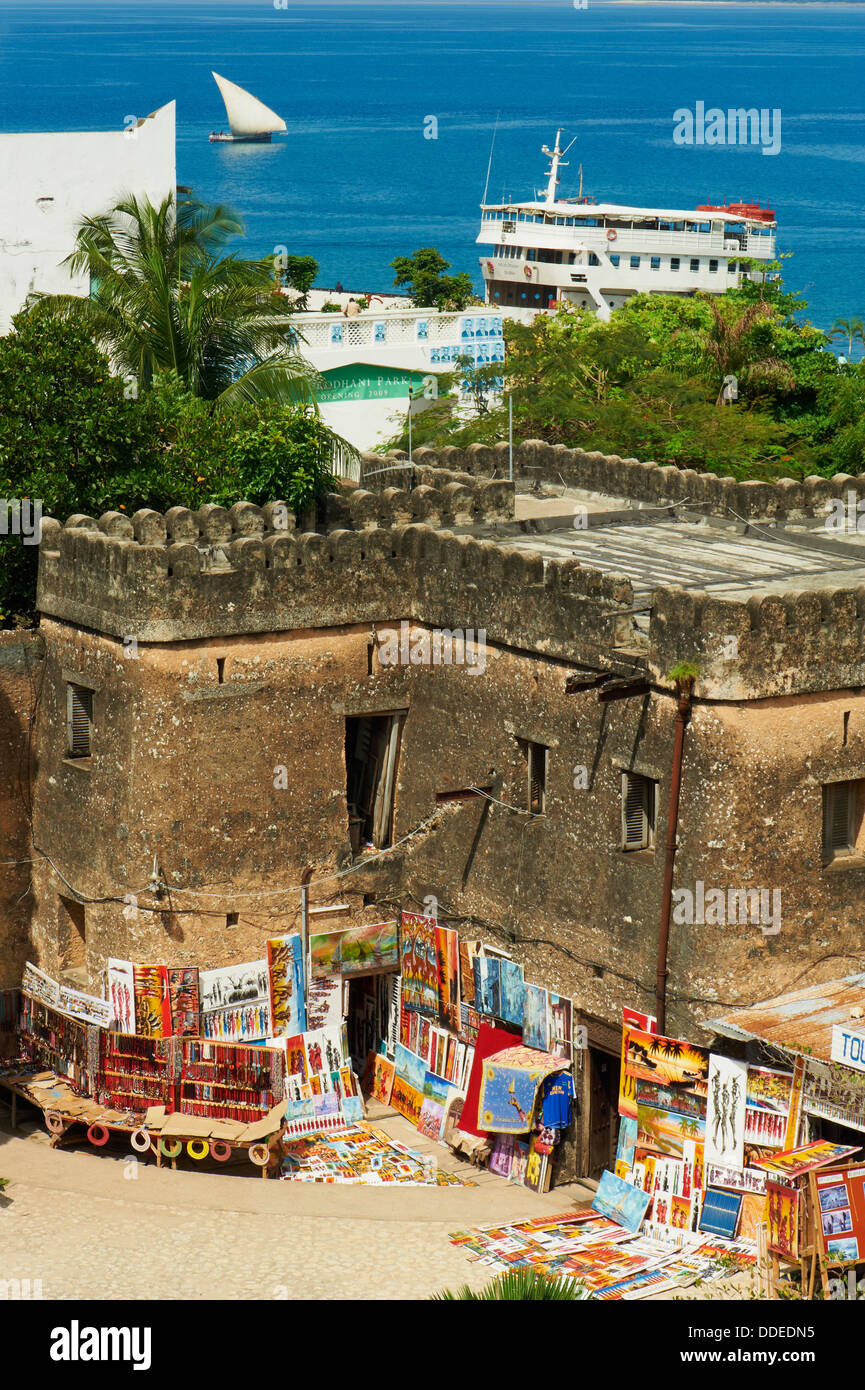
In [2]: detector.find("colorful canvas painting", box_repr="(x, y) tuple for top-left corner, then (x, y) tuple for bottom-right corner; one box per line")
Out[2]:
(737, 1191), (768, 1245)
(284, 1034), (308, 1081)
(434, 926), (460, 1030)
(474, 955), (502, 1019)
(615, 1116), (639, 1173)
(523, 984), (549, 1052)
(499, 959), (526, 1029)
(766, 1180), (799, 1258)
(106, 958), (136, 1032)
(509, 1139), (529, 1186)
(133, 964), (171, 1037)
(698, 1187), (743, 1240)
(199, 960), (270, 1040)
(394, 1042), (428, 1093)
(619, 1026), (638, 1120)
(459, 941), (476, 1005)
(310, 920), (399, 979)
(746, 1065), (794, 1113)
(705, 1054), (748, 1169)
(167, 967), (200, 1036)
(390, 1075), (423, 1126)
(304, 1025), (347, 1078)
(305, 974), (343, 1033)
(478, 1046), (566, 1134)
(753, 1140), (860, 1179)
(58, 984), (111, 1028)
(400, 912), (438, 1015)
(548, 993), (573, 1061)
(625, 1029), (709, 1091)
(418, 1070), (452, 1140)
(22, 962), (60, 1009)
(592, 1170), (651, 1235)
(524, 1136), (550, 1195)
(489, 1133), (517, 1178)
(266, 934), (305, 1037)
(637, 1102), (704, 1158)
(371, 1053), (395, 1105)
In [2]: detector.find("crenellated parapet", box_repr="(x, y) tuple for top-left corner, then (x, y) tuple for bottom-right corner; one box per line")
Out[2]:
(36, 510), (635, 661)
(410, 440), (865, 523)
(650, 583), (865, 697)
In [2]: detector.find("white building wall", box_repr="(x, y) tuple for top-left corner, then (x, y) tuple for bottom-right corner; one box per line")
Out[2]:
(0, 102), (176, 333)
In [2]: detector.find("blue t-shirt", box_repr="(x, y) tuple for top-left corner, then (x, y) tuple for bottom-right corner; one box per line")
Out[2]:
(541, 1071), (574, 1129)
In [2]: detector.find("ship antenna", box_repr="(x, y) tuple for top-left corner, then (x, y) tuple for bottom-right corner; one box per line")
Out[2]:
(540, 129), (578, 206)
(481, 111), (501, 207)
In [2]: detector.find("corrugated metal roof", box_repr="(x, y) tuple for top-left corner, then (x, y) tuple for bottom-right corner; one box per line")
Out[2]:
(703, 973), (865, 1061)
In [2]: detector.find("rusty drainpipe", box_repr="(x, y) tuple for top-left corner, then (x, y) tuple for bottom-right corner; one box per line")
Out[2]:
(656, 678), (694, 1033)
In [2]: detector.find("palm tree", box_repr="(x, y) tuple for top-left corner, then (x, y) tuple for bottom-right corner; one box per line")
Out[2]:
(29, 191), (323, 409)
(678, 294), (795, 405)
(432, 1269), (588, 1300)
(828, 317), (865, 362)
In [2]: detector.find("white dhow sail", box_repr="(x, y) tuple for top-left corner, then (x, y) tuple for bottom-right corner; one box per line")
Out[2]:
(212, 72), (287, 137)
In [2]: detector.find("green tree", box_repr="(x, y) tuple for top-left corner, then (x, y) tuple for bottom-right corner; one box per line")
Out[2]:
(272, 252), (319, 309)
(31, 191), (322, 407)
(828, 317), (865, 362)
(675, 294), (795, 405)
(390, 247), (474, 311)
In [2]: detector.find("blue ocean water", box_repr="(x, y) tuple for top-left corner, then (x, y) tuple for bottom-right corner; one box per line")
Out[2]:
(0, 0), (863, 331)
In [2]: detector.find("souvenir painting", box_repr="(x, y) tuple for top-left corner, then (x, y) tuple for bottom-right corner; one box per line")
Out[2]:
(698, 1187), (743, 1240)
(548, 993), (573, 1061)
(390, 1075), (423, 1126)
(371, 1054), (395, 1106)
(499, 959), (526, 1029)
(167, 966), (200, 1037)
(766, 1180), (799, 1258)
(592, 1170), (651, 1234)
(473, 955), (501, 1019)
(106, 958), (136, 1032)
(523, 984), (549, 1052)
(489, 1133), (516, 1178)
(704, 1054), (747, 1169)
(133, 964), (171, 1037)
(434, 925), (460, 1030)
(509, 1139), (530, 1186)
(400, 912), (438, 1016)
(524, 1137), (550, 1195)
(267, 934), (306, 1035)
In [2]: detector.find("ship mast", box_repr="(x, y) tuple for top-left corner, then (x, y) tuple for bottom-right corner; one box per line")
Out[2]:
(540, 130), (578, 206)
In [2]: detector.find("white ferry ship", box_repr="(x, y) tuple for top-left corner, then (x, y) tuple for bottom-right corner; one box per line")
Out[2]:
(477, 131), (777, 320)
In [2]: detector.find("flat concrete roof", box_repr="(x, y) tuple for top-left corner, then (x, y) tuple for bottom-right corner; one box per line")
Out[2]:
(495, 487), (865, 603)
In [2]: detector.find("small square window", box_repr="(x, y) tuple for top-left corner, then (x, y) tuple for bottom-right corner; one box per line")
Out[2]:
(630, 255), (640, 269)
(621, 772), (656, 851)
(650, 256), (660, 271)
(670, 257), (680, 272)
(709, 258), (719, 273)
(690, 258), (700, 273)
(609, 253), (620, 267)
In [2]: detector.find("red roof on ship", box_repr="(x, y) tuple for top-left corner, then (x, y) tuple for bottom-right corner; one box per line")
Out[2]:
(698, 201), (776, 223)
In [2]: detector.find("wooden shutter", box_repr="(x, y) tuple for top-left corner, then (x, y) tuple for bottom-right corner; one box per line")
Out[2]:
(622, 773), (649, 850)
(526, 742), (547, 815)
(824, 782), (855, 857)
(68, 684), (93, 757)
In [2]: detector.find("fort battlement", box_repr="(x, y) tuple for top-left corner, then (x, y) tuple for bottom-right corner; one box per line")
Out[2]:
(408, 440), (865, 523)
(36, 512), (635, 664)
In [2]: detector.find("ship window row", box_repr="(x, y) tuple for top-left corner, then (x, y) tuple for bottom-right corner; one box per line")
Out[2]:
(485, 209), (734, 234)
(609, 254), (731, 274)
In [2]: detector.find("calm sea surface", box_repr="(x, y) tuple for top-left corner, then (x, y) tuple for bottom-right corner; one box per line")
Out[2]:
(1, 0), (863, 329)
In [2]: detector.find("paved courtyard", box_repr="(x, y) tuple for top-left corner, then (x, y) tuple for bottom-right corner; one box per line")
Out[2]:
(0, 1103), (591, 1302)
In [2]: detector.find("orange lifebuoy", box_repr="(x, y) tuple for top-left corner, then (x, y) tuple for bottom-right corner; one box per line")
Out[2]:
(87, 1123), (110, 1146)
(606, 229), (617, 242)
(523, 264), (533, 279)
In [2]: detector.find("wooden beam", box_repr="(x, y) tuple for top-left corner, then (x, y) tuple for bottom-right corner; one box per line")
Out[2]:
(597, 679), (650, 704)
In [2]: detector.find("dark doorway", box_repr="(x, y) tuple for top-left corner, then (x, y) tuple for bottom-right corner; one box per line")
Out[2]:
(345, 714), (403, 851)
(587, 1045), (621, 1180)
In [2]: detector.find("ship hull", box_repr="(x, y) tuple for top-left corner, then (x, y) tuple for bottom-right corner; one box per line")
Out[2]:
(209, 131), (272, 143)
